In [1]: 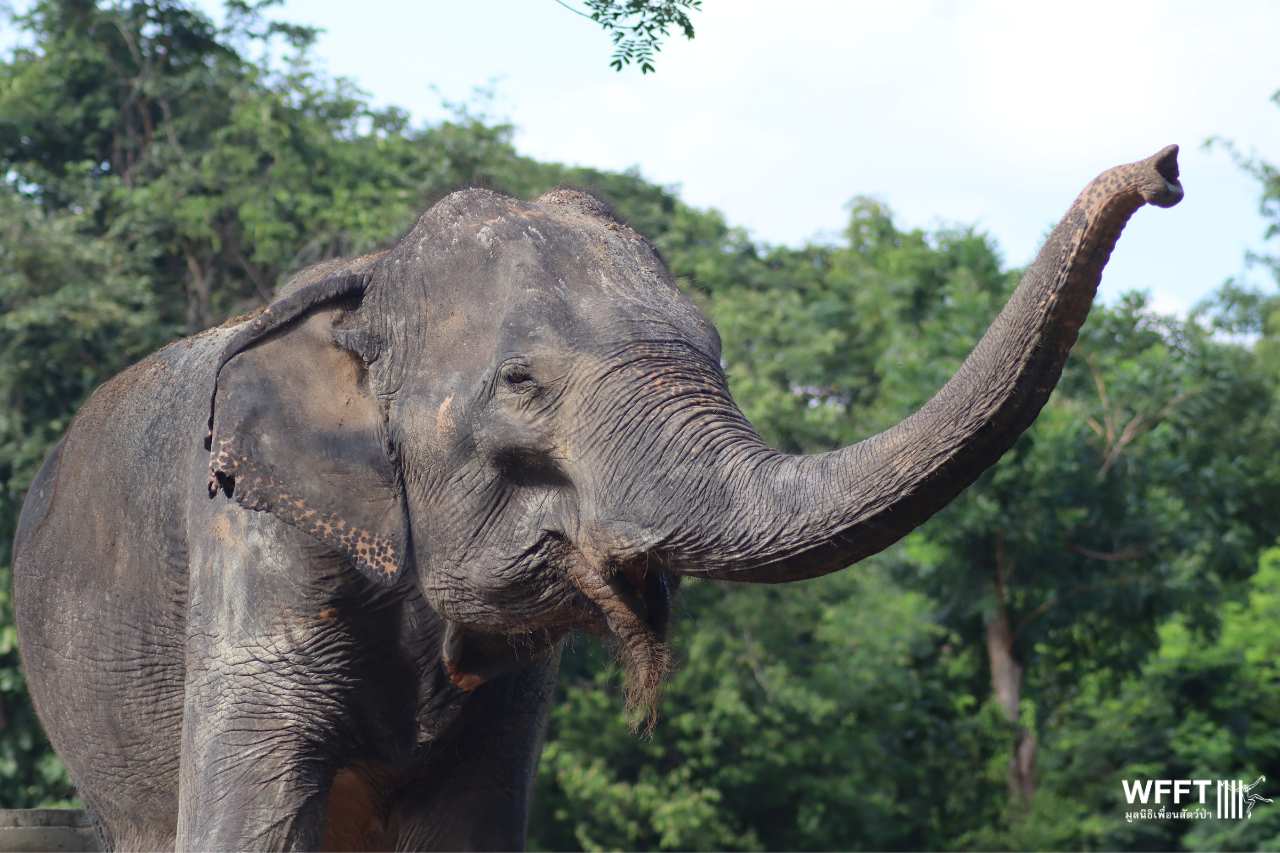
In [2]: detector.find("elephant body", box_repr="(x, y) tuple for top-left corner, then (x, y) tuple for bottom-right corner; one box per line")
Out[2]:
(13, 149), (1182, 850)
(16, 316), (555, 850)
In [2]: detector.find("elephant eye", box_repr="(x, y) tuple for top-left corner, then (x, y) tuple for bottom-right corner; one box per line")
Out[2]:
(500, 362), (537, 393)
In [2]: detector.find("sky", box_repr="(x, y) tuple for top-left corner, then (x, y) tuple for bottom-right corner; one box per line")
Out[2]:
(14, 1), (1280, 313)
(257, 0), (1277, 316)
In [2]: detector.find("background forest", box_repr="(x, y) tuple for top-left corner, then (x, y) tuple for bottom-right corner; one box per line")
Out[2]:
(2, 2), (1279, 850)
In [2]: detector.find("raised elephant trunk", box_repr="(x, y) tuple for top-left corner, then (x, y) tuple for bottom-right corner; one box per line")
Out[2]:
(664, 146), (1183, 583)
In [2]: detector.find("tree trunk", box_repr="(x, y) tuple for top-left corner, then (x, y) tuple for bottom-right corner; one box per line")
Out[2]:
(185, 251), (212, 332)
(986, 534), (1036, 808)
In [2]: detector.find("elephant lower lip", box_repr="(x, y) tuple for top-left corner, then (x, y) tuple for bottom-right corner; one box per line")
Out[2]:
(564, 546), (674, 642)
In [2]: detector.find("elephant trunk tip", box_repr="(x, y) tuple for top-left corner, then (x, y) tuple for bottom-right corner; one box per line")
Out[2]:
(1138, 144), (1183, 208)
(1152, 144), (1179, 181)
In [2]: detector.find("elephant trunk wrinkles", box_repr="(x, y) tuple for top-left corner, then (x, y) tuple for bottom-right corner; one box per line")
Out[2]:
(664, 146), (1182, 583)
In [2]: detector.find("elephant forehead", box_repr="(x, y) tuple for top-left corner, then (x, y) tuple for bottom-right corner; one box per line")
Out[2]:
(379, 188), (721, 361)
(475, 218), (715, 349)
(411, 191), (659, 290)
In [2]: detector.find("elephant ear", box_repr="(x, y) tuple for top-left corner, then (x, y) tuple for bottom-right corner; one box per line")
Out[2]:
(206, 273), (409, 584)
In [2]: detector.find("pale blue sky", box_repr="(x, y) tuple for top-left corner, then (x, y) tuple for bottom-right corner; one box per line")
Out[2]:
(14, 2), (1280, 313)
(240, 1), (1280, 314)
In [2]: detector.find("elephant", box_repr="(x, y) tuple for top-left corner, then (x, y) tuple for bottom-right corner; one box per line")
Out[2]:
(12, 145), (1182, 851)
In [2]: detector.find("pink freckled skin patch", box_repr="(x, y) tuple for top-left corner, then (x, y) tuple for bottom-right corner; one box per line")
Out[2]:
(208, 442), (403, 583)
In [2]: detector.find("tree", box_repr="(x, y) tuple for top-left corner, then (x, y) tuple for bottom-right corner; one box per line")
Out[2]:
(554, 0), (702, 73)
(531, 565), (1008, 851)
(989, 545), (1280, 851)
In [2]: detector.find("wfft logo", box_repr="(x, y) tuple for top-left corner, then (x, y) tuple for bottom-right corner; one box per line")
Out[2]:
(1122, 776), (1273, 823)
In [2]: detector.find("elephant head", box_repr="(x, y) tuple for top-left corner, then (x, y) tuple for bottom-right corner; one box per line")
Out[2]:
(207, 146), (1182, 722)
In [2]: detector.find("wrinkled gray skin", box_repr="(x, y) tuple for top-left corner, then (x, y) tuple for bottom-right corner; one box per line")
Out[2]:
(13, 147), (1182, 851)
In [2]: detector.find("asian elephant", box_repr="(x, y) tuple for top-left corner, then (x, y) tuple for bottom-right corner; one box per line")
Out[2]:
(12, 146), (1182, 850)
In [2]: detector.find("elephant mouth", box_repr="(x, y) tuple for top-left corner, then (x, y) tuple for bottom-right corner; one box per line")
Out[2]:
(611, 557), (673, 638)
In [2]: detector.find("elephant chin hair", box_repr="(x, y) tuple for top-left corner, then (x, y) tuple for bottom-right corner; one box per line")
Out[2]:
(562, 547), (674, 732)
(614, 630), (672, 735)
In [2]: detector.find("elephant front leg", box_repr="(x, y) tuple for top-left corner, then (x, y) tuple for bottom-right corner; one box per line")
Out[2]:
(390, 659), (561, 851)
(175, 648), (344, 851)
(177, 502), (371, 849)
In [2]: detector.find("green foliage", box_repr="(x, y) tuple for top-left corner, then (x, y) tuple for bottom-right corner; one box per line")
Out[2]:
(2, 3), (1279, 849)
(979, 544), (1280, 851)
(532, 568), (1008, 850)
(570, 0), (701, 73)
